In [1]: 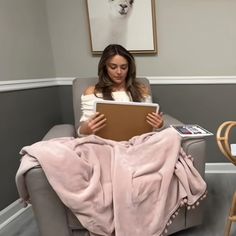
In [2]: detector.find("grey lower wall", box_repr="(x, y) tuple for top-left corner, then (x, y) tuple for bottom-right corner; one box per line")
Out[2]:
(57, 86), (74, 124)
(1, 83), (235, 210)
(151, 84), (236, 164)
(0, 86), (73, 210)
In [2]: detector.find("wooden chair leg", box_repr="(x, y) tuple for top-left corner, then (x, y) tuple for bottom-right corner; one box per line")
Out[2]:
(224, 192), (236, 236)
(217, 122), (236, 236)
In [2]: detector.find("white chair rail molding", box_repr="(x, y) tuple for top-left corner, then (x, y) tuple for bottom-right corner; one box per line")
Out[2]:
(1, 76), (236, 92)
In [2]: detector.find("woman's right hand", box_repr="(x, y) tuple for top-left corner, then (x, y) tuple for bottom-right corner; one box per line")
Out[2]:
(79, 112), (107, 135)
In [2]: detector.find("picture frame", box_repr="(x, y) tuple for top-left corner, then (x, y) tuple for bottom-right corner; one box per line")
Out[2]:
(86, 0), (157, 54)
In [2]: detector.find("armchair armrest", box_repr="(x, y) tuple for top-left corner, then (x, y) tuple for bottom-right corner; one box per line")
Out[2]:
(26, 168), (72, 236)
(23, 124), (76, 235)
(163, 114), (183, 127)
(24, 124), (84, 236)
(43, 124), (75, 141)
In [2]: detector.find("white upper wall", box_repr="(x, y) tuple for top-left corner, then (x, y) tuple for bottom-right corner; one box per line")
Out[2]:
(45, 0), (236, 77)
(154, 0), (236, 76)
(0, 0), (55, 81)
(1, 0), (236, 81)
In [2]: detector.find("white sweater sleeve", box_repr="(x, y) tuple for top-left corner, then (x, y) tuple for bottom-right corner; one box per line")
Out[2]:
(79, 94), (103, 123)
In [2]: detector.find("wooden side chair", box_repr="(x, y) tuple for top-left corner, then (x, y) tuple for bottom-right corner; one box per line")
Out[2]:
(216, 121), (236, 165)
(225, 192), (236, 236)
(216, 121), (236, 236)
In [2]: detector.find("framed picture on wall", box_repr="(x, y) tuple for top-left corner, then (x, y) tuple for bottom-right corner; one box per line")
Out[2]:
(86, 0), (157, 54)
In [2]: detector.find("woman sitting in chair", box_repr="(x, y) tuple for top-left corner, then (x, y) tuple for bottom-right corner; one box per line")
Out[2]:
(78, 44), (164, 136)
(16, 44), (207, 236)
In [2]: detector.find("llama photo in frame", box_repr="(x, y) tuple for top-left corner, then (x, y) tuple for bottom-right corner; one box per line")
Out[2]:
(86, 0), (157, 54)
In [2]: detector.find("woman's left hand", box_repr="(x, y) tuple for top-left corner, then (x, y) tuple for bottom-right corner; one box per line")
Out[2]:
(146, 112), (164, 129)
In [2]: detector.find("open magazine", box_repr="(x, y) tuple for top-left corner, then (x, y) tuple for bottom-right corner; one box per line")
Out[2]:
(170, 124), (213, 138)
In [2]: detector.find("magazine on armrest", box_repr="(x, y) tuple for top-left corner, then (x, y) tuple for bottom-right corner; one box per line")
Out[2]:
(170, 124), (213, 138)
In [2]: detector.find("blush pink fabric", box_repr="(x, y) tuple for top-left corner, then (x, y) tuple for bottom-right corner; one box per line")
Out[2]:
(16, 128), (207, 236)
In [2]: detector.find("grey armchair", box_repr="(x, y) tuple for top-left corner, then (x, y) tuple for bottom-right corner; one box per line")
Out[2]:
(24, 77), (206, 236)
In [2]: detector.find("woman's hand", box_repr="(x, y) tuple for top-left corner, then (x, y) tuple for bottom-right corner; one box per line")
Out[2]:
(146, 112), (164, 129)
(79, 112), (107, 135)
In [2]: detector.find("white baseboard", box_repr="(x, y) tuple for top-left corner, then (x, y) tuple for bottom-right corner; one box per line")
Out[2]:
(205, 162), (236, 173)
(0, 199), (30, 231)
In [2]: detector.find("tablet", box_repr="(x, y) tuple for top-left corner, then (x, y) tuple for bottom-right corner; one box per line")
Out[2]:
(94, 100), (159, 141)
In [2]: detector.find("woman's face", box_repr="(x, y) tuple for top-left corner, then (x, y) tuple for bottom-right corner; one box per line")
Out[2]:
(106, 55), (129, 87)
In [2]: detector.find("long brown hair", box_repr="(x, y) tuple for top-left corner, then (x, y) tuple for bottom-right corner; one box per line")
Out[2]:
(95, 44), (144, 102)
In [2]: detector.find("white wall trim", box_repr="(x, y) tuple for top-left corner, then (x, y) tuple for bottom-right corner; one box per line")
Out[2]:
(205, 162), (236, 173)
(0, 77), (74, 92)
(0, 199), (23, 225)
(1, 76), (236, 92)
(147, 75), (236, 85)
(0, 199), (31, 231)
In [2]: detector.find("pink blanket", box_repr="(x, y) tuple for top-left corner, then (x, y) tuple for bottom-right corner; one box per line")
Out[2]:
(16, 128), (207, 236)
